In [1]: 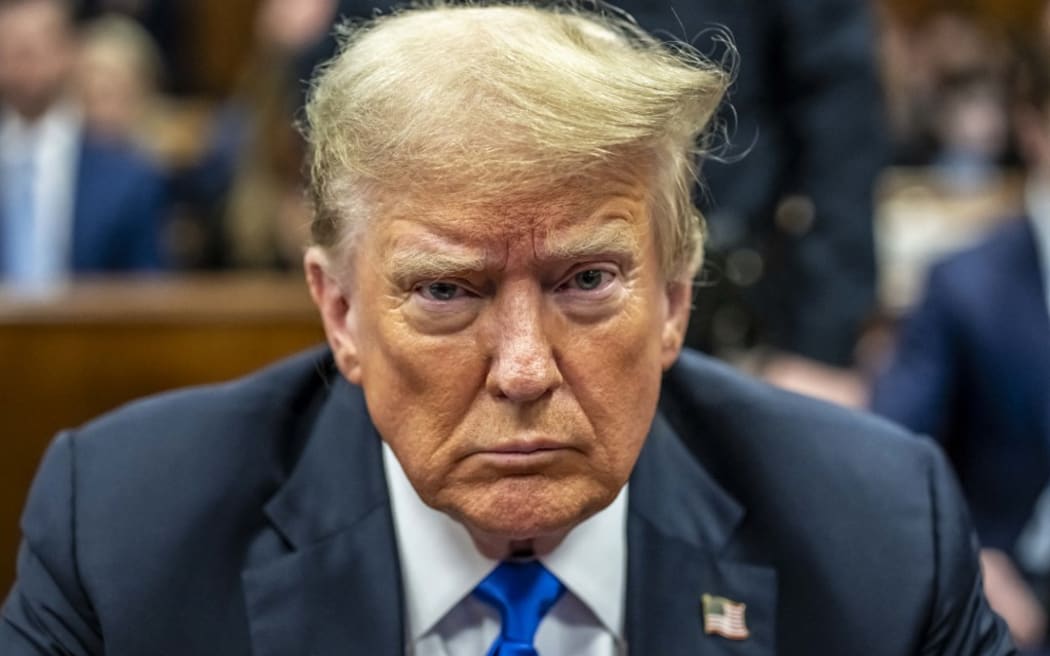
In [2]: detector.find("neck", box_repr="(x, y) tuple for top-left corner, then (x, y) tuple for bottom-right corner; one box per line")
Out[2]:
(10, 101), (54, 125)
(468, 530), (569, 560)
(10, 89), (69, 125)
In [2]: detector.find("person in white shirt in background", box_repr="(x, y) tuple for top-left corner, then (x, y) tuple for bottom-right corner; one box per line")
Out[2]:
(0, 0), (79, 288)
(0, 0), (167, 293)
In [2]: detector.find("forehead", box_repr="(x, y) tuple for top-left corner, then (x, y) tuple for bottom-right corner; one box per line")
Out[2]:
(369, 167), (654, 252)
(0, 0), (65, 28)
(0, 2), (69, 47)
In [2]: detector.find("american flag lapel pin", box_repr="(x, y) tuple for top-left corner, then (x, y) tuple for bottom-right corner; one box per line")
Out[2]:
(702, 593), (750, 640)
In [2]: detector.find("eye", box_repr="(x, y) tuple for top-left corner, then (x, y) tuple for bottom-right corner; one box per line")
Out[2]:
(416, 281), (469, 302)
(561, 268), (614, 292)
(573, 269), (606, 290)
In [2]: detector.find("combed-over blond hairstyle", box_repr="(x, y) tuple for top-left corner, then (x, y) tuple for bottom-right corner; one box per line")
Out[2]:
(304, 2), (728, 279)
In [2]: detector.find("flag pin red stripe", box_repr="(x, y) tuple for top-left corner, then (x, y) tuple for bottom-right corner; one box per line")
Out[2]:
(702, 593), (750, 640)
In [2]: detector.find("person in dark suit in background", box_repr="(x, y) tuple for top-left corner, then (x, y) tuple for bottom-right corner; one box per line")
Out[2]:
(2, 3), (1015, 654)
(871, 40), (1050, 653)
(0, 0), (166, 290)
(613, 0), (885, 385)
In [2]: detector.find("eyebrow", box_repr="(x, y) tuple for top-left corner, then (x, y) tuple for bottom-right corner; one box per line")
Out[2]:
(384, 217), (640, 284)
(386, 247), (487, 285)
(540, 219), (639, 262)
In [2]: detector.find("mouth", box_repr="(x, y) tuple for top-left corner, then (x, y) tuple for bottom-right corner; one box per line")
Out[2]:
(470, 439), (575, 469)
(483, 439), (568, 455)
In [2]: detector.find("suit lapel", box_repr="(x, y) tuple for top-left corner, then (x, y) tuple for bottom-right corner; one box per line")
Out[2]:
(242, 376), (404, 656)
(626, 412), (776, 655)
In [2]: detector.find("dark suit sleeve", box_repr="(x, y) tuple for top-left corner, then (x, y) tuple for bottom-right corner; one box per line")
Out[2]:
(1, 433), (103, 655)
(920, 441), (1016, 654)
(870, 264), (957, 440)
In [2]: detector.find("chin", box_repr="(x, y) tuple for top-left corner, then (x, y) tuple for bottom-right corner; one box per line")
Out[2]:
(442, 475), (617, 544)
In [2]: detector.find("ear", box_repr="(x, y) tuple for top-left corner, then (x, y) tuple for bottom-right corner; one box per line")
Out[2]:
(304, 246), (363, 384)
(659, 277), (692, 370)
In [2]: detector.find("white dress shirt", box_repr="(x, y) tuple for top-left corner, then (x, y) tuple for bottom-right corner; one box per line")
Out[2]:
(1028, 181), (1050, 317)
(382, 442), (627, 656)
(0, 102), (80, 289)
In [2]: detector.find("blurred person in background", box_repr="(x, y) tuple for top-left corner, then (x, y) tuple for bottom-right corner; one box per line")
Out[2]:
(75, 14), (164, 154)
(219, 0), (337, 270)
(870, 35), (1050, 653)
(928, 69), (1012, 192)
(613, 0), (885, 406)
(75, 0), (189, 93)
(0, 0), (168, 291)
(883, 9), (1011, 167)
(881, 8), (1015, 195)
(181, 0), (393, 270)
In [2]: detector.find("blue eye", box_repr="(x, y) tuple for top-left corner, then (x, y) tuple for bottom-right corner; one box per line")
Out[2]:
(573, 269), (606, 290)
(556, 268), (616, 294)
(419, 281), (465, 301)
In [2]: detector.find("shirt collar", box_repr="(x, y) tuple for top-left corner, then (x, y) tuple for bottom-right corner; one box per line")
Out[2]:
(539, 480), (627, 637)
(382, 442), (627, 641)
(1, 100), (81, 163)
(1, 100), (79, 137)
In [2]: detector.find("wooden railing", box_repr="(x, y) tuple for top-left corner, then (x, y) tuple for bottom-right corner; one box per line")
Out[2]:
(0, 274), (325, 595)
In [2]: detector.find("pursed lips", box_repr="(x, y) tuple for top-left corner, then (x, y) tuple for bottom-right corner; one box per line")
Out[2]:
(466, 438), (579, 468)
(481, 438), (569, 454)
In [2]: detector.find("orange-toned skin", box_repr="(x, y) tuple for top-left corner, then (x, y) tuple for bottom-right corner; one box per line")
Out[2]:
(306, 168), (691, 558)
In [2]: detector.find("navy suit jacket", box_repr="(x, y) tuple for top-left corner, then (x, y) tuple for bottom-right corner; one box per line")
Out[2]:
(0, 136), (166, 275)
(871, 218), (1050, 553)
(2, 348), (1014, 654)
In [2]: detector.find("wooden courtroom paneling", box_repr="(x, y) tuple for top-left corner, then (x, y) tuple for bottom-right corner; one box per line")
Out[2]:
(186, 0), (262, 96)
(0, 275), (324, 596)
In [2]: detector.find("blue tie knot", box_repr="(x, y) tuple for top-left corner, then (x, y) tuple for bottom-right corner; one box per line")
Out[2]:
(473, 560), (565, 656)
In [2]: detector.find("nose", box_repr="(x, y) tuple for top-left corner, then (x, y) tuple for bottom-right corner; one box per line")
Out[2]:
(485, 287), (563, 403)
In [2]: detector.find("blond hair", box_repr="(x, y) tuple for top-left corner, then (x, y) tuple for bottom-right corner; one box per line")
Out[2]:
(80, 14), (162, 89)
(304, 2), (728, 278)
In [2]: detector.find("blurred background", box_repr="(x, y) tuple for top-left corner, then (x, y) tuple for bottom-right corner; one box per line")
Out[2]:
(1, 0), (1049, 650)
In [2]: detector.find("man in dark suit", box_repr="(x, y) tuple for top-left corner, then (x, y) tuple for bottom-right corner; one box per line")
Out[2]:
(871, 220), (1050, 561)
(2, 3), (1014, 654)
(871, 42), (1050, 651)
(874, 216), (1050, 650)
(0, 0), (166, 288)
(614, 0), (885, 371)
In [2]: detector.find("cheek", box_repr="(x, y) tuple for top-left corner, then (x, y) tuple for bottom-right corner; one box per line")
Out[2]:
(356, 310), (487, 472)
(558, 294), (665, 470)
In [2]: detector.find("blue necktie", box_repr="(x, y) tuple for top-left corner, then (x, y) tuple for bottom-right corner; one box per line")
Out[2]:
(473, 560), (565, 656)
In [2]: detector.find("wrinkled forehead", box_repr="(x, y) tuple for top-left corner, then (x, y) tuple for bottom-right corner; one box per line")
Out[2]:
(364, 163), (656, 250)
